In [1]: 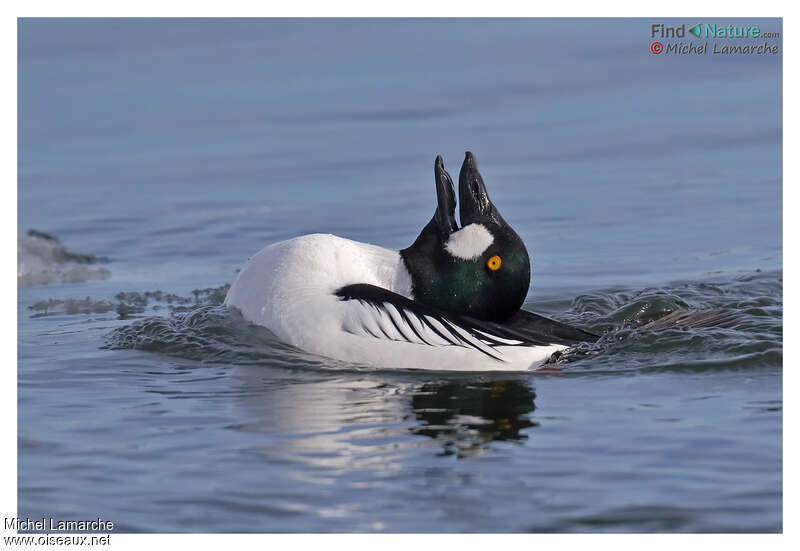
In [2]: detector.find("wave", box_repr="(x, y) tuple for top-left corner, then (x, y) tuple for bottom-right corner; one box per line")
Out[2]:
(18, 230), (110, 287)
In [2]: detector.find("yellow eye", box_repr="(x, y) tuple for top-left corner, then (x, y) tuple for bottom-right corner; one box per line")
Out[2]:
(486, 255), (502, 271)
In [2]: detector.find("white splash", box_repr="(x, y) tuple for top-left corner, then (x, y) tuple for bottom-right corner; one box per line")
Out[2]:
(444, 223), (494, 260)
(18, 233), (110, 287)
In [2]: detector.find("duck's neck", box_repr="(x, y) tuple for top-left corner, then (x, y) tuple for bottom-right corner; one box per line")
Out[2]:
(399, 217), (444, 304)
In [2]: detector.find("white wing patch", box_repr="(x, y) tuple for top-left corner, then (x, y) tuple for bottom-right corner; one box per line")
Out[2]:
(473, 329), (524, 346)
(444, 223), (494, 260)
(341, 298), (520, 361)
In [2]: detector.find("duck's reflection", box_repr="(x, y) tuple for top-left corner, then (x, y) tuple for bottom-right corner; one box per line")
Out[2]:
(229, 365), (539, 462)
(409, 379), (537, 457)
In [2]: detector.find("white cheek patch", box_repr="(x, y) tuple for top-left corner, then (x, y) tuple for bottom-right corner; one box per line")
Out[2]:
(444, 223), (494, 260)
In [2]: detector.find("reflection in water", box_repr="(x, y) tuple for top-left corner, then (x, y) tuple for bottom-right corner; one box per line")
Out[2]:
(229, 367), (539, 466)
(410, 380), (538, 457)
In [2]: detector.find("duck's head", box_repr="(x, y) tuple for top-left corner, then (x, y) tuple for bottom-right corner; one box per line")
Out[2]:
(400, 152), (530, 322)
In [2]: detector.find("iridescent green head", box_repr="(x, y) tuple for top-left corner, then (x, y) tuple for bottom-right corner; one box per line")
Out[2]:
(401, 152), (531, 322)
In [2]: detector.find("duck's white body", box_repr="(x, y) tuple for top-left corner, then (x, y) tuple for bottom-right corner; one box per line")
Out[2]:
(224, 234), (566, 371)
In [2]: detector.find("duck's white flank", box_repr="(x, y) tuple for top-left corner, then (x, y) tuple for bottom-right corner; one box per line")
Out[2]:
(444, 223), (494, 260)
(224, 234), (564, 371)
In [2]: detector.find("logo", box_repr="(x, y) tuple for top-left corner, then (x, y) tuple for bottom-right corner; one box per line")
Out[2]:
(651, 22), (776, 40)
(648, 21), (780, 55)
(683, 23), (778, 39)
(650, 24), (686, 38)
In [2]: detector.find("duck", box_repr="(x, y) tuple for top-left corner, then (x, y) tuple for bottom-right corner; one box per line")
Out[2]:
(224, 151), (598, 371)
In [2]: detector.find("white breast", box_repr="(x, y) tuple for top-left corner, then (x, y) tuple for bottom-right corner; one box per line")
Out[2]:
(225, 234), (408, 347)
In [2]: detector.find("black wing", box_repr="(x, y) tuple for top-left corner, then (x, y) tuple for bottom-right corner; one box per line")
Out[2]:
(479, 308), (600, 346)
(334, 284), (598, 361)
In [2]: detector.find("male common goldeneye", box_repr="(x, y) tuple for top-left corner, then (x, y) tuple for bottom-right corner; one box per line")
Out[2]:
(225, 152), (598, 371)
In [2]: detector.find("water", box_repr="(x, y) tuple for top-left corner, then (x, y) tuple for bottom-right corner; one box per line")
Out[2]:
(18, 18), (782, 532)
